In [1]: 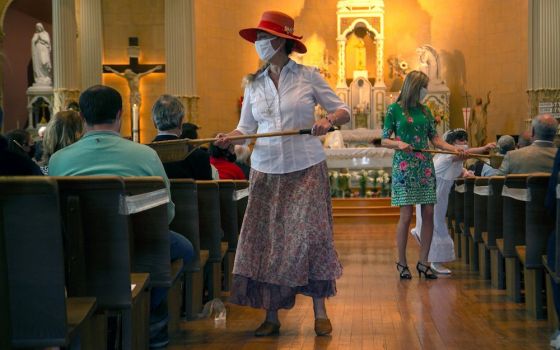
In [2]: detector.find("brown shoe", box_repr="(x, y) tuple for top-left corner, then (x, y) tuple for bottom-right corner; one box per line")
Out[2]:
(254, 321), (280, 337)
(314, 318), (332, 336)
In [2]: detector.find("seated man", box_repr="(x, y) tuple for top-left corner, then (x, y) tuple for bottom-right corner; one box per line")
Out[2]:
(478, 135), (516, 176)
(152, 95), (213, 180)
(497, 114), (558, 175)
(49, 85), (193, 348)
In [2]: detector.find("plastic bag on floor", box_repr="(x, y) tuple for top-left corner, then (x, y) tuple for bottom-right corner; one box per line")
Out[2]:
(198, 298), (226, 328)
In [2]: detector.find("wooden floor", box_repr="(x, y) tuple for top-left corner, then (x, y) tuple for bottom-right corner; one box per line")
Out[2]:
(169, 223), (551, 349)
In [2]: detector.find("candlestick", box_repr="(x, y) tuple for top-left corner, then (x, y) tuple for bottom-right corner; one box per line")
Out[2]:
(132, 103), (139, 142)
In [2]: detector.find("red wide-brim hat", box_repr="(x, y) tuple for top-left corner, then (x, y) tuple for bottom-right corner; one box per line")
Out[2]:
(239, 11), (307, 54)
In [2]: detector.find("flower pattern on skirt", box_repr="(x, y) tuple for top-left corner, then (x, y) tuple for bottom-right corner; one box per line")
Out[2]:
(229, 161), (343, 310)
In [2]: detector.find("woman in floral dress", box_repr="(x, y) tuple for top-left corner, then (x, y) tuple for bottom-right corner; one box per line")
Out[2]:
(381, 70), (465, 279)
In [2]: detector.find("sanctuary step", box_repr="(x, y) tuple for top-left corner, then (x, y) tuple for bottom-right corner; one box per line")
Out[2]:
(331, 198), (407, 225)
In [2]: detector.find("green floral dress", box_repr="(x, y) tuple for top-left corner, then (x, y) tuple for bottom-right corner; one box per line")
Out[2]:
(382, 103), (437, 207)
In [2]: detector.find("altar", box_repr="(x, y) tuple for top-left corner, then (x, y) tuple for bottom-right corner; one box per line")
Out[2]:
(320, 0), (450, 198)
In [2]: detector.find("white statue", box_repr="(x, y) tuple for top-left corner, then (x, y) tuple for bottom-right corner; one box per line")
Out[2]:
(31, 23), (52, 86)
(416, 45), (441, 83)
(103, 65), (162, 110)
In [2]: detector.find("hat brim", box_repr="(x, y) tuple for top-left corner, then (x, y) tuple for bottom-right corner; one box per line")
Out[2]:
(239, 28), (307, 54)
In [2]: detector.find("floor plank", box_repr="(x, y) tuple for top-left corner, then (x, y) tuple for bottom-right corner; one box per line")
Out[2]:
(169, 223), (551, 349)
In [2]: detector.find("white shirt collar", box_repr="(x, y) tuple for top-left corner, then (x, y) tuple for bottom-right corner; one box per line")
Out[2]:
(258, 59), (297, 79)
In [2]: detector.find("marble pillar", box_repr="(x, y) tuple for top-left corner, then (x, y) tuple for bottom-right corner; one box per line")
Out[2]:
(165, 0), (198, 124)
(79, 0), (103, 90)
(52, 0), (80, 113)
(528, 0), (560, 118)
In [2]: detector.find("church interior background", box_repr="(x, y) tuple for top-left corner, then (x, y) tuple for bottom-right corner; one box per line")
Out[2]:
(0, 0), (552, 197)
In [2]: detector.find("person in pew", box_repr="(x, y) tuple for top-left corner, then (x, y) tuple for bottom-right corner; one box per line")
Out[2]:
(40, 110), (84, 175)
(381, 70), (466, 280)
(209, 142), (246, 180)
(214, 11), (349, 337)
(48, 85), (194, 348)
(517, 130), (532, 149)
(411, 129), (495, 274)
(152, 95), (213, 180)
(470, 135), (516, 176)
(5, 128), (36, 160)
(0, 133), (43, 175)
(496, 114), (558, 175)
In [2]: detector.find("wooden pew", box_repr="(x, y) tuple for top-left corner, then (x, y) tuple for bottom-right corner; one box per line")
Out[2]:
(0, 177), (102, 349)
(235, 180), (250, 235)
(217, 180), (238, 292)
(517, 173), (552, 319)
(501, 174), (527, 302)
(169, 179), (208, 320)
(195, 181), (225, 300)
(474, 177), (491, 279)
(55, 176), (150, 350)
(463, 177), (478, 271)
(488, 176), (506, 289)
(123, 177), (183, 333)
(454, 178), (466, 262)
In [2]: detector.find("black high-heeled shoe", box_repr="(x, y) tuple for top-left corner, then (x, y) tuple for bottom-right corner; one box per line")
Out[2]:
(416, 262), (438, 279)
(396, 262), (412, 279)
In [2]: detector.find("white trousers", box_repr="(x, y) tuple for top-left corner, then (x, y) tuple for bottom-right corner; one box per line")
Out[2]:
(411, 177), (456, 263)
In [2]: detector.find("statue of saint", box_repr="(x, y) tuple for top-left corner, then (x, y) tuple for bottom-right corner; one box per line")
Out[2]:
(103, 65), (162, 109)
(416, 45), (440, 83)
(31, 23), (52, 86)
(354, 37), (366, 71)
(468, 91), (491, 147)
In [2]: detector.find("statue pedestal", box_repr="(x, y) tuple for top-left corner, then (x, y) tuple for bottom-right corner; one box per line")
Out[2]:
(26, 85), (54, 130)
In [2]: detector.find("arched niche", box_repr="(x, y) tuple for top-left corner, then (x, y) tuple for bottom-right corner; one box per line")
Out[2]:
(1, 0), (52, 131)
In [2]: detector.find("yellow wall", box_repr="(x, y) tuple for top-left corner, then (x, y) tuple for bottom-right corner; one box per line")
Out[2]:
(194, 0), (529, 141)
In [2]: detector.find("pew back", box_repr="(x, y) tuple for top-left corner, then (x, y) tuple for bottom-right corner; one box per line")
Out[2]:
(464, 177), (476, 236)
(234, 180), (250, 235)
(525, 173), (552, 268)
(474, 177), (490, 242)
(502, 174), (528, 257)
(487, 176), (505, 247)
(55, 176), (132, 309)
(195, 181), (223, 263)
(217, 181), (238, 252)
(170, 179), (201, 272)
(123, 177), (171, 288)
(0, 177), (68, 347)
(454, 179), (465, 234)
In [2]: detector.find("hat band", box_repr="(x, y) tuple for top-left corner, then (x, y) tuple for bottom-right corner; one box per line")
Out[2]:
(258, 20), (303, 40)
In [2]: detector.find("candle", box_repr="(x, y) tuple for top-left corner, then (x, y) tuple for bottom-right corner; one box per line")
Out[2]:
(132, 104), (139, 142)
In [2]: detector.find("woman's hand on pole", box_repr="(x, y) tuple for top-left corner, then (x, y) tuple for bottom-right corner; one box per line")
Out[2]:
(214, 133), (232, 149)
(311, 118), (333, 136)
(397, 141), (413, 153)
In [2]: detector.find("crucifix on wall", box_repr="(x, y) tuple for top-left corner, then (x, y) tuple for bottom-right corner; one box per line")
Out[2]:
(103, 37), (165, 142)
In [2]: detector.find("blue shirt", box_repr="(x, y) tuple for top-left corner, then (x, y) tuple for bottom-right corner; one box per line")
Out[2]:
(49, 131), (174, 223)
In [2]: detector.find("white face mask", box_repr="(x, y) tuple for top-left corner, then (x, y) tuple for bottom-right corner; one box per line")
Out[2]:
(456, 144), (469, 150)
(419, 87), (428, 101)
(255, 37), (282, 62)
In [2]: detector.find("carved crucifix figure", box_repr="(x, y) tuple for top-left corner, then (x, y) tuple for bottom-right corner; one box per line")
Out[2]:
(102, 37), (165, 111)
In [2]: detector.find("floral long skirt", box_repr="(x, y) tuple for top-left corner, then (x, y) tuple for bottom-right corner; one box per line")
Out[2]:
(229, 161), (343, 310)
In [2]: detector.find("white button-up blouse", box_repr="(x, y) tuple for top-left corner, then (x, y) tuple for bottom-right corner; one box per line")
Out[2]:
(236, 60), (350, 174)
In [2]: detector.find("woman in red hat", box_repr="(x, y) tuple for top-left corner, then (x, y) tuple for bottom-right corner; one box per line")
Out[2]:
(215, 10), (350, 337)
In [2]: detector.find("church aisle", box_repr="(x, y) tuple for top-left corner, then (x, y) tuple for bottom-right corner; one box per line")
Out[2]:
(169, 223), (550, 350)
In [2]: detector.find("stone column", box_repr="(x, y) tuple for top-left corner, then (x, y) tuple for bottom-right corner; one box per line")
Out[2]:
(375, 38), (385, 87)
(79, 0), (103, 90)
(52, 0), (80, 113)
(165, 0), (198, 124)
(528, 0), (560, 118)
